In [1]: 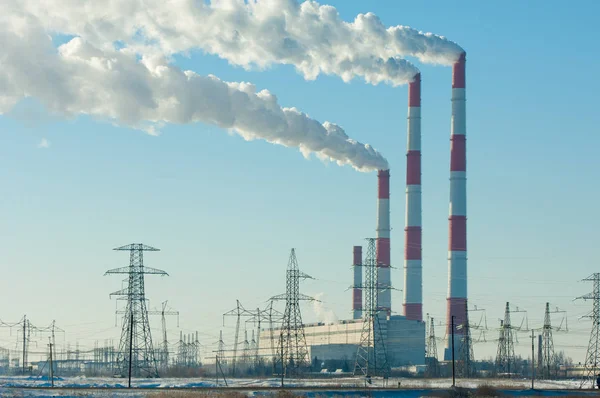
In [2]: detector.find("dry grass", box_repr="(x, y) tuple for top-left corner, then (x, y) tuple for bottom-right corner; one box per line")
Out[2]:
(473, 384), (503, 397)
(148, 390), (304, 398)
(148, 392), (248, 398)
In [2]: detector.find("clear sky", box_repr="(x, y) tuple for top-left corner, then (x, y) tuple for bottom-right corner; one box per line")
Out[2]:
(1, 0), (599, 364)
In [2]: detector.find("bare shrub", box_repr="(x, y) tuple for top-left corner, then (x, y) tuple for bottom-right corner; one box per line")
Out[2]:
(473, 384), (503, 397)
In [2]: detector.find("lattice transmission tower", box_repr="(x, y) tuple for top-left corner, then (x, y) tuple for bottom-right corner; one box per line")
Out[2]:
(117, 300), (179, 371)
(425, 314), (439, 377)
(271, 248), (315, 376)
(241, 329), (251, 366)
(247, 301), (283, 373)
(578, 273), (600, 389)
(217, 330), (226, 365)
(457, 301), (475, 378)
(105, 243), (168, 378)
(539, 302), (556, 379)
(495, 302), (515, 375)
(156, 301), (179, 370)
(353, 238), (390, 379)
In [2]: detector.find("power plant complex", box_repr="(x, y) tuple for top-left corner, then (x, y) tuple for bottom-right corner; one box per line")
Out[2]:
(252, 53), (469, 370)
(7, 0), (600, 389)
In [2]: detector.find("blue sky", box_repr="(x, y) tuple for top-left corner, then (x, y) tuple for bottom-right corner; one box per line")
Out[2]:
(1, 0), (599, 362)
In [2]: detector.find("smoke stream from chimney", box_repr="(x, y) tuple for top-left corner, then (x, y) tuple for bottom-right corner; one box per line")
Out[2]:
(15, 0), (463, 86)
(0, 21), (388, 171)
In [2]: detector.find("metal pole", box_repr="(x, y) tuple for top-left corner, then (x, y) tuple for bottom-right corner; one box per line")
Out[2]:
(215, 355), (218, 386)
(49, 341), (54, 388)
(128, 314), (134, 388)
(22, 316), (27, 376)
(280, 331), (284, 388)
(531, 330), (535, 390)
(451, 315), (456, 387)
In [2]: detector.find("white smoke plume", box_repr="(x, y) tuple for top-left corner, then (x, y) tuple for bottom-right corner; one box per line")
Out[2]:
(0, 15), (388, 171)
(312, 293), (339, 324)
(17, 0), (463, 86)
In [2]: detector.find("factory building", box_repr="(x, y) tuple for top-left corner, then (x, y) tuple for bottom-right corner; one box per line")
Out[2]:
(258, 316), (425, 367)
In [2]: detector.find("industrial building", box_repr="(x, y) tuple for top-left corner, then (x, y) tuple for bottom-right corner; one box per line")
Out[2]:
(258, 317), (424, 367)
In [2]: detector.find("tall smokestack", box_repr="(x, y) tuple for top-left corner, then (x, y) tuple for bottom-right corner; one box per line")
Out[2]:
(403, 73), (423, 322)
(352, 246), (363, 319)
(377, 169), (391, 316)
(445, 52), (467, 360)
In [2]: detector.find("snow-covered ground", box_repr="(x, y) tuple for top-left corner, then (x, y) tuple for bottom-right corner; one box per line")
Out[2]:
(0, 375), (585, 389)
(0, 375), (592, 397)
(0, 375), (359, 389)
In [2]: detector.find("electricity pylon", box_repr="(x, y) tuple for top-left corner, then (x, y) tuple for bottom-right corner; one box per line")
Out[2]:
(250, 330), (258, 366)
(245, 301), (283, 373)
(155, 301), (179, 370)
(242, 329), (250, 365)
(216, 330), (226, 364)
(223, 299), (283, 376)
(578, 273), (600, 389)
(425, 314), (439, 377)
(495, 302), (515, 376)
(223, 300), (251, 376)
(457, 302), (475, 378)
(539, 302), (557, 379)
(105, 243), (168, 378)
(354, 238), (390, 379)
(271, 248), (315, 376)
(117, 300), (179, 370)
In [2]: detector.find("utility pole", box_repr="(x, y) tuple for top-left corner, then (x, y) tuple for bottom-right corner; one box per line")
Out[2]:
(105, 243), (168, 378)
(22, 315), (27, 375)
(578, 273), (600, 389)
(49, 339), (54, 388)
(531, 329), (535, 390)
(451, 316), (456, 387)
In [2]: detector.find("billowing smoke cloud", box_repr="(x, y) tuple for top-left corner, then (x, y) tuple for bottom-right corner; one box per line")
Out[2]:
(0, 15), (388, 171)
(17, 0), (463, 86)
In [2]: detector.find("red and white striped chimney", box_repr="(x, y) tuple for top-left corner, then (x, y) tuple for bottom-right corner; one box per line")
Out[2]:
(352, 245), (363, 319)
(445, 52), (467, 359)
(377, 169), (391, 316)
(403, 73), (423, 322)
